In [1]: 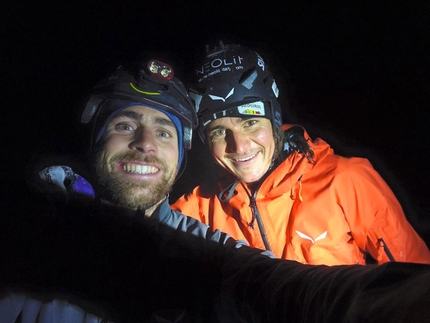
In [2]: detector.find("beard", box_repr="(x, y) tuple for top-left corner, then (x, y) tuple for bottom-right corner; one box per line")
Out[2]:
(95, 150), (177, 210)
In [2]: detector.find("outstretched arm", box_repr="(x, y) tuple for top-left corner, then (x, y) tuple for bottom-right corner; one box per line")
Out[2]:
(220, 245), (430, 322)
(2, 188), (430, 322)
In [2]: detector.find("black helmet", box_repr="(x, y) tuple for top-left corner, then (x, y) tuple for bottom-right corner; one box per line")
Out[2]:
(81, 59), (197, 153)
(189, 42), (282, 142)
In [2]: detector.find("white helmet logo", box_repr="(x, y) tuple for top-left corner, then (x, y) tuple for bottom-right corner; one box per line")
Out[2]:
(257, 56), (265, 71)
(208, 88), (235, 102)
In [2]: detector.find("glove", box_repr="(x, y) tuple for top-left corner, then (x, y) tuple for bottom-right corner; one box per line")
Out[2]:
(35, 165), (95, 203)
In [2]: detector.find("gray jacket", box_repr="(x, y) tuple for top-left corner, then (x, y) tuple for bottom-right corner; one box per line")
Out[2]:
(153, 197), (274, 258)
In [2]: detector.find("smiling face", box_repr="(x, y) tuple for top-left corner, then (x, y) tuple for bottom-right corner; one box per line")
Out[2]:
(95, 105), (179, 213)
(205, 116), (275, 184)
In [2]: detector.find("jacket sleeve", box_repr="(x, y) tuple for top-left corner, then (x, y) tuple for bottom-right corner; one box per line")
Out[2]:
(334, 157), (430, 264)
(220, 247), (430, 322)
(170, 186), (207, 222)
(2, 189), (430, 322)
(156, 201), (275, 258)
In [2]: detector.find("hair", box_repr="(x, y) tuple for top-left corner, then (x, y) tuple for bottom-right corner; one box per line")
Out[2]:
(272, 124), (315, 164)
(273, 124), (286, 160)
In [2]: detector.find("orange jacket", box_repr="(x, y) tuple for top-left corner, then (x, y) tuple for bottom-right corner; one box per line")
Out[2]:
(172, 125), (430, 265)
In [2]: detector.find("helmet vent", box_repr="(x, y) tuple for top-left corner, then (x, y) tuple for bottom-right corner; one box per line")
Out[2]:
(242, 70), (258, 90)
(262, 75), (270, 84)
(238, 67), (256, 84)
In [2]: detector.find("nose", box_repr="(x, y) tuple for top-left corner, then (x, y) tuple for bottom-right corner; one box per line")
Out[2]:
(225, 130), (250, 154)
(128, 128), (157, 154)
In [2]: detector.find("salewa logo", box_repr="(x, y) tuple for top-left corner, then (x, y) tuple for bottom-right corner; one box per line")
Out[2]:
(208, 88), (234, 102)
(296, 230), (328, 244)
(257, 54), (265, 71)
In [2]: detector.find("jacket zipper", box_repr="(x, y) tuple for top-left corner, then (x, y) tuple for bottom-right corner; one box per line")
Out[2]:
(219, 180), (272, 251)
(250, 194), (272, 252)
(236, 175), (274, 253)
(378, 238), (396, 262)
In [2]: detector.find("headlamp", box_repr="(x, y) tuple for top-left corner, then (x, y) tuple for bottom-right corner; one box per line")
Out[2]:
(147, 60), (173, 81)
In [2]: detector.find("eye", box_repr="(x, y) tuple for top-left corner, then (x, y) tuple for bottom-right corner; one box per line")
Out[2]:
(244, 119), (258, 127)
(210, 128), (226, 138)
(158, 130), (172, 138)
(115, 123), (134, 132)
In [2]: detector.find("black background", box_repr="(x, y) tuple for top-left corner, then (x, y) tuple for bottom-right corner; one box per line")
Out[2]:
(3, 2), (429, 241)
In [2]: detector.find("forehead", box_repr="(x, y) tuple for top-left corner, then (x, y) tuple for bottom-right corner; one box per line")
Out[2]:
(116, 104), (170, 120)
(206, 116), (268, 129)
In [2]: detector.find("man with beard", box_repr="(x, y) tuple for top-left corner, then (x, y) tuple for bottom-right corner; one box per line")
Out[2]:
(2, 56), (430, 323)
(28, 58), (268, 243)
(1, 57), (262, 322)
(83, 58), (203, 216)
(94, 106), (185, 214)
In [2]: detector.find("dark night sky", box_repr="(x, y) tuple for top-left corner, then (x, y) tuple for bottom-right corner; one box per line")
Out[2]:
(3, 2), (430, 236)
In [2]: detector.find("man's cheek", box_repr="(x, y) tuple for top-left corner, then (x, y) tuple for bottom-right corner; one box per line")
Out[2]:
(106, 156), (115, 173)
(98, 150), (113, 174)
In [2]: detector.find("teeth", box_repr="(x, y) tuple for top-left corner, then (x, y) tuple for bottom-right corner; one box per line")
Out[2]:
(235, 154), (256, 162)
(123, 164), (158, 174)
